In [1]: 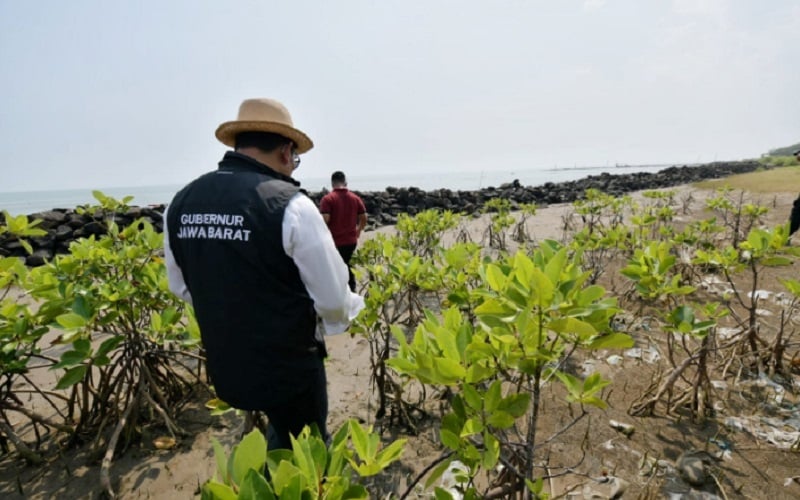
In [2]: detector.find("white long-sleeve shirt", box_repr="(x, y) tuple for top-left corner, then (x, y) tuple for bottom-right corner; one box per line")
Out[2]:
(163, 193), (364, 335)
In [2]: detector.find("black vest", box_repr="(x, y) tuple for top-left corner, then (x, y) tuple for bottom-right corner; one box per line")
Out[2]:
(167, 152), (322, 409)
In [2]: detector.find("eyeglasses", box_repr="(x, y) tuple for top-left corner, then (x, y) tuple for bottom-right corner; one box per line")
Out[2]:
(286, 143), (301, 169)
(292, 150), (301, 169)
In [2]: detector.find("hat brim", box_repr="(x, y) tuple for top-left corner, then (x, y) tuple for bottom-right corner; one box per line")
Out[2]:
(215, 121), (314, 154)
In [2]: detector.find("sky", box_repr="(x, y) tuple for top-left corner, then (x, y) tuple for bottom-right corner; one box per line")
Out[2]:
(1, 0), (798, 193)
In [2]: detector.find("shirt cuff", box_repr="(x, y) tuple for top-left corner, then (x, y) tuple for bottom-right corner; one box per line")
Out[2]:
(322, 292), (365, 335)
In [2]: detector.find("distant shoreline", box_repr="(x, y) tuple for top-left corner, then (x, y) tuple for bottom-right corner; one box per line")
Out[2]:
(0, 163), (684, 215)
(2, 159), (769, 267)
(11, 160), (767, 218)
(542, 162), (696, 172)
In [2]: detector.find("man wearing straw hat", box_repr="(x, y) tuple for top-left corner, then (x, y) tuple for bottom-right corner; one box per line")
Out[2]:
(164, 98), (364, 450)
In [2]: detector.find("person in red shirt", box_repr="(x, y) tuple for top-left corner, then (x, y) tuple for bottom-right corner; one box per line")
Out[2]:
(790, 150), (800, 238)
(320, 171), (367, 291)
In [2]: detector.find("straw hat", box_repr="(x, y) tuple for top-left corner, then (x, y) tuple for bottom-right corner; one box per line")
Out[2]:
(215, 98), (314, 154)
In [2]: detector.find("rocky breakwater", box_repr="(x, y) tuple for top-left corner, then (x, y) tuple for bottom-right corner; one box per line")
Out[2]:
(309, 160), (763, 226)
(2, 206), (166, 267)
(2, 160), (765, 266)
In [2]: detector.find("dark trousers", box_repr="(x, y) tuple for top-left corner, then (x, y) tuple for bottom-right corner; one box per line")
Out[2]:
(337, 244), (357, 292)
(262, 362), (328, 451)
(790, 194), (800, 236)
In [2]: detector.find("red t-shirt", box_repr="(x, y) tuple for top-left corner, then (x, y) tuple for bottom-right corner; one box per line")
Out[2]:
(319, 188), (366, 246)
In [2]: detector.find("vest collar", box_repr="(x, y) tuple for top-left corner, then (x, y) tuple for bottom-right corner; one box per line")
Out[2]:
(218, 151), (300, 186)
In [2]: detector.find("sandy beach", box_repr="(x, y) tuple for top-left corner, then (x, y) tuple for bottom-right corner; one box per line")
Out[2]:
(1, 182), (800, 499)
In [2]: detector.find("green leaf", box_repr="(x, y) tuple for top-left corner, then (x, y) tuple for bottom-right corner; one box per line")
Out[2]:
(555, 371), (582, 396)
(55, 365), (87, 390)
(497, 393), (530, 418)
(583, 372), (610, 393)
(232, 429), (267, 485)
(201, 482), (238, 500)
(71, 295), (92, 318)
(2, 340), (19, 354)
(341, 485), (369, 499)
(512, 251), (535, 285)
(92, 354), (110, 367)
(433, 357), (466, 384)
(238, 468), (275, 500)
(56, 313), (87, 330)
(434, 324), (462, 362)
(348, 419), (370, 458)
(761, 256), (792, 267)
(92, 190), (108, 204)
(434, 487), (457, 500)
(450, 395), (467, 421)
(482, 432), (500, 469)
(288, 434), (316, 485)
(484, 264), (508, 291)
(460, 418), (484, 437)
(478, 313), (512, 329)
(185, 311), (201, 339)
(465, 363), (494, 384)
(543, 246), (568, 284)
(74, 338), (91, 354)
(53, 350), (88, 369)
(425, 460), (456, 488)
(211, 438), (229, 483)
(525, 477), (545, 495)
(271, 459), (305, 496)
(484, 380), (502, 413)
(385, 357), (417, 374)
(583, 396), (608, 409)
(20, 239), (33, 255)
(462, 384), (482, 411)
(150, 311), (162, 331)
(528, 267), (555, 305)
(206, 398), (233, 416)
(670, 305), (695, 325)
(780, 278), (800, 296)
(326, 424), (350, 477)
(96, 336), (124, 358)
(548, 317), (597, 340)
(474, 298), (515, 318)
(587, 332), (634, 349)
(265, 449), (293, 478)
(579, 285), (605, 304)
(486, 411), (515, 429)
(375, 438), (406, 466)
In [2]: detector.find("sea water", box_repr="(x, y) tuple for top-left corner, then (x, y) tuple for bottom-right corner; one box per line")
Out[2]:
(0, 164), (676, 215)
